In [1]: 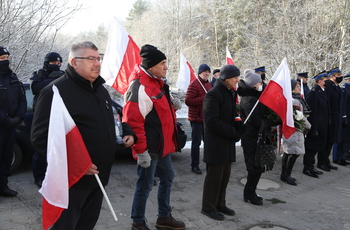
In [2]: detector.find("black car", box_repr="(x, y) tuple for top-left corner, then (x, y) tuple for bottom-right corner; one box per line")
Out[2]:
(11, 85), (187, 173)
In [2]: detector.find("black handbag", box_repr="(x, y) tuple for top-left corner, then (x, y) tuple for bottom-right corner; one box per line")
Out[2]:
(255, 120), (276, 172)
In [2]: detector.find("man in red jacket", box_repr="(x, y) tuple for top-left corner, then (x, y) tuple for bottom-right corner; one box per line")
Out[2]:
(185, 64), (212, 174)
(123, 44), (185, 230)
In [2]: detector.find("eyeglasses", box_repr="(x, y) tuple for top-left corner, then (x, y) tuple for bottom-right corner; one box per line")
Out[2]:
(74, 56), (102, 62)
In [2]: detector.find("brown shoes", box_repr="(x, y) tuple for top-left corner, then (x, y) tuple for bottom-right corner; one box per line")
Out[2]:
(132, 220), (150, 230)
(156, 214), (185, 230)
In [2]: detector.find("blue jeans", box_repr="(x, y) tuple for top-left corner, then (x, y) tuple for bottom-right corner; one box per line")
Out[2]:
(131, 153), (175, 223)
(190, 121), (204, 167)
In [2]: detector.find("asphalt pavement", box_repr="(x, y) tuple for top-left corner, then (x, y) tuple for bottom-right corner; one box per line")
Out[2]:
(1, 146), (350, 230)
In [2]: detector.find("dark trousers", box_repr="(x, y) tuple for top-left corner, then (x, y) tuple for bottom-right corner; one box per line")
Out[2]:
(32, 151), (47, 181)
(0, 128), (16, 191)
(281, 153), (299, 176)
(202, 163), (231, 212)
(190, 121), (204, 167)
(318, 143), (333, 166)
(51, 186), (103, 230)
(303, 149), (321, 170)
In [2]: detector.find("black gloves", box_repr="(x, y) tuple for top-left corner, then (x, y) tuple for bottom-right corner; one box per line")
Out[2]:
(235, 121), (246, 134)
(6, 116), (22, 128)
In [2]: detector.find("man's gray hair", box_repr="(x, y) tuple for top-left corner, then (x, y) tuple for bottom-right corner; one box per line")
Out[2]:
(68, 41), (98, 64)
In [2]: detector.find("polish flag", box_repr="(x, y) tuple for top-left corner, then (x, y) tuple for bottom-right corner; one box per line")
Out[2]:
(300, 81), (305, 98)
(176, 52), (197, 91)
(40, 85), (92, 230)
(258, 58), (295, 138)
(101, 17), (141, 95)
(226, 46), (235, 65)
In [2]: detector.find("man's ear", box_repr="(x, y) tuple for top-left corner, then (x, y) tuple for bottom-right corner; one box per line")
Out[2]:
(70, 58), (77, 68)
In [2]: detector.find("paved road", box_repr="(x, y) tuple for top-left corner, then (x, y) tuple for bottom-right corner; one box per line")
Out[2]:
(1, 146), (350, 230)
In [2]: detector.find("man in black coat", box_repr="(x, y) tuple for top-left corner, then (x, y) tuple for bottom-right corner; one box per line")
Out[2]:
(31, 41), (136, 229)
(0, 46), (27, 197)
(338, 73), (350, 163)
(303, 71), (329, 177)
(201, 65), (243, 221)
(321, 67), (344, 170)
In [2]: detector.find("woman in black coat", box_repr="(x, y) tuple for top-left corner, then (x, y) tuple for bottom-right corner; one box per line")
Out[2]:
(237, 69), (267, 205)
(201, 65), (243, 220)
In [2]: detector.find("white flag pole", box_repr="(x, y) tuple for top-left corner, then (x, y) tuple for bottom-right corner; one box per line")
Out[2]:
(243, 100), (260, 124)
(94, 174), (118, 221)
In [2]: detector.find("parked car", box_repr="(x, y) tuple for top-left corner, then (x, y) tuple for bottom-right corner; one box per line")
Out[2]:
(11, 85), (187, 173)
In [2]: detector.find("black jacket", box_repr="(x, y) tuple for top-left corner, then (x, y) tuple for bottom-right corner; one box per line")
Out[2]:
(31, 64), (116, 188)
(305, 84), (329, 150)
(0, 71), (27, 128)
(203, 79), (240, 165)
(237, 80), (267, 173)
(341, 83), (350, 141)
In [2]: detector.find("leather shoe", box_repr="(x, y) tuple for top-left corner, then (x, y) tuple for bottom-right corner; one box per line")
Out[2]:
(34, 179), (43, 188)
(327, 164), (338, 170)
(192, 166), (202, 174)
(303, 169), (319, 178)
(312, 168), (323, 175)
(217, 206), (235, 216)
(333, 160), (347, 166)
(0, 188), (18, 197)
(317, 164), (330, 171)
(201, 210), (224, 220)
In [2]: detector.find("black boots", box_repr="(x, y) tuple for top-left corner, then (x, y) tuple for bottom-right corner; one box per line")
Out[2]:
(281, 153), (299, 186)
(244, 172), (263, 205)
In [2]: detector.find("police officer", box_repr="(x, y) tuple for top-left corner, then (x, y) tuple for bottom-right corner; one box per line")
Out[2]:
(297, 72), (310, 96)
(0, 46), (27, 196)
(30, 52), (64, 187)
(254, 66), (267, 89)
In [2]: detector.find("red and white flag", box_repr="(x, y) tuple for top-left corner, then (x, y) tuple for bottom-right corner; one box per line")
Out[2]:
(176, 52), (196, 91)
(300, 80), (305, 98)
(40, 85), (92, 230)
(226, 46), (235, 65)
(258, 58), (295, 139)
(101, 17), (141, 95)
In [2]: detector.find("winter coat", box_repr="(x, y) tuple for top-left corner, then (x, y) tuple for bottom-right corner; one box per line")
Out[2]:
(282, 98), (311, 155)
(185, 77), (212, 123)
(123, 65), (179, 158)
(203, 79), (240, 165)
(0, 71), (27, 128)
(304, 84), (330, 151)
(341, 83), (350, 141)
(30, 68), (64, 110)
(31, 64), (116, 188)
(324, 79), (344, 143)
(237, 80), (268, 173)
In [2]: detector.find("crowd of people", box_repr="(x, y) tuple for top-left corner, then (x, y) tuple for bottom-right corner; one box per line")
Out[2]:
(1, 41), (350, 229)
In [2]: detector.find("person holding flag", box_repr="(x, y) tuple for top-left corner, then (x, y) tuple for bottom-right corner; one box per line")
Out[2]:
(31, 41), (136, 230)
(123, 44), (185, 230)
(185, 64), (212, 174)
(237, 69), (267, 205)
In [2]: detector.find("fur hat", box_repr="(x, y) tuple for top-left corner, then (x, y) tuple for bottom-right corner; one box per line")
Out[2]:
(219, 65), (240, 80)
(140, 44), (166, 69)
(198, 64), (211, 75)
(243, 69), (261, 88)
(0, 46), (10, 56)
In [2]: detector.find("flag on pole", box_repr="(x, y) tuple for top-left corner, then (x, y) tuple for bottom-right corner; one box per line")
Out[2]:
(176, 52), (196, 91)
(226, 46), (235, 65)
(101, 16), (141, 95)
(258, 58), (295, 139)
(40, 85), (92, 230)
(300, 80), (305, 98)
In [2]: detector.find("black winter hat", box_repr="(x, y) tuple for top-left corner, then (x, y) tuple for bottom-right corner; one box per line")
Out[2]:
(219, 65), (240, 80)
(44, 52), (62, 63)
(140, 44), (166, 69)
(0, 46), (10, 56)
(213, 69), (220, 75)
(291, 79), (299, 90)
(198, 64), (211, 74)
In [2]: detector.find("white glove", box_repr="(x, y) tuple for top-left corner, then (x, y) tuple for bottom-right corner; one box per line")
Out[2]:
(171, 98), (182, 110)
(136, 151), (151, 168)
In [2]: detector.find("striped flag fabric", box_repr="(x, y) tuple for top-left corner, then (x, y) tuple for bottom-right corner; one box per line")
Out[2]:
(226, 46), (235, 65)
(40, 85), (92, 230)
(101, 17), (141, 95)
(176, 52), (196, 91)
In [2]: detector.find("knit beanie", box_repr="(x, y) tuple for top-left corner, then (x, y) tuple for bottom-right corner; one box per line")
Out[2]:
(0, 46), (10, 56)
(243, 69), (261, 88)
(140, 44), (166, 69)
(219, 65), (240, 80)
(291, 79), (299, 90)
(213, 69), (220, 75)
(44, 52), (63, 63)
(198, 64), (211, 75)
